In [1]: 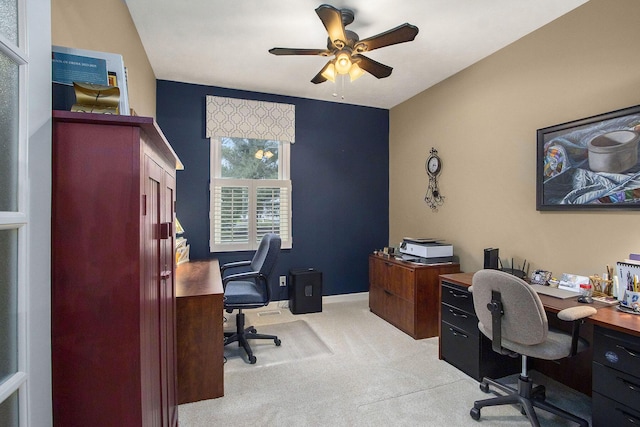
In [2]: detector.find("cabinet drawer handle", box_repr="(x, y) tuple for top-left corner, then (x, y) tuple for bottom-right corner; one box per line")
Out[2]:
(618, 377), (640, 393)
(384, 289), (393, 296)
(449, 290), (468, 299)
(449, 327), (468, 339)
(449, 309), (468, 318)
(616, 344), (640, 358)
(616, 408), (640, 424)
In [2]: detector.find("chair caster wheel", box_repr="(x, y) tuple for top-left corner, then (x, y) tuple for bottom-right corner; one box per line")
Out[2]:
(275, 338), (281, 346)
(470, 407), (481, 421)
(249, 327), (257, 334)
(479, 382), (490, 393)
(249, 355), (257, 364)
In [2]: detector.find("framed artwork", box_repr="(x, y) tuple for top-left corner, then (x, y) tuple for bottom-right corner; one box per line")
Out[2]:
(536, 104), (640, 210)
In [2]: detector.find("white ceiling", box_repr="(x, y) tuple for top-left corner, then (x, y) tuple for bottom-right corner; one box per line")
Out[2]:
(125, 0), (587, 109)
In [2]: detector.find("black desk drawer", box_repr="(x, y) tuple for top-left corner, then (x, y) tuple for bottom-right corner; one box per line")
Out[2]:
(593, 391), (640, 427)
(593, 361), (640, 410)
(441, 281), (474, 314)
(441, 320), (480, 380)
(593, 326), (640, 379)
(441, 302), (478, 337)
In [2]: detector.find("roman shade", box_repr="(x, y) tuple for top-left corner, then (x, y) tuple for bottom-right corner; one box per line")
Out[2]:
(205, 95), (295, 143)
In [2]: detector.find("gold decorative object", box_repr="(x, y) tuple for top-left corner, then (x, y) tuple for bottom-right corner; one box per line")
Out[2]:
(71, 82), (120, 114)
(590, 274), (613, 297)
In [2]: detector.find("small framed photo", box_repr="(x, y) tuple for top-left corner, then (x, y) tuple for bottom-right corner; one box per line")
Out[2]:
(530, 269), (552, 285)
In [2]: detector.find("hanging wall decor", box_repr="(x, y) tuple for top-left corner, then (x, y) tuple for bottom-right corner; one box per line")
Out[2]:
(425, 147), (444, 211)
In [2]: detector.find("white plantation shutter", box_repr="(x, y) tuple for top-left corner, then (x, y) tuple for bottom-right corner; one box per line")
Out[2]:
(212, 183), (249, 247)
(210, 179), (292, 251)
(256, 183), (291, 241)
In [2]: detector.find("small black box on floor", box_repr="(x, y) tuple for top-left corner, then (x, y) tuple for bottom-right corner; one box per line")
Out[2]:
(289, 268), (322, 314)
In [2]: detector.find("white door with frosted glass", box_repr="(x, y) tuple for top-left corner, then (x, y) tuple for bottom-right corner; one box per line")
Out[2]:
(1, 0), (52, 425)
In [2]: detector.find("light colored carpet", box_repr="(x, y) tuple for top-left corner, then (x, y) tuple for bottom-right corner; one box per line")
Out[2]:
(179, 296), (591, 426)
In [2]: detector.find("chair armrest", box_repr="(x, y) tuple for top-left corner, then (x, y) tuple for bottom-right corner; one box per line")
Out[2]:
(557, 306), (597, 321)
(223, 270), (260, 284)
(557, 306), (597, 357)
(220, 260), (252, 275)
(222, 270), (269, 301)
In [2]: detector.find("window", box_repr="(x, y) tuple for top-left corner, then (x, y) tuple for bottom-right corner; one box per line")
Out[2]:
(210, 137), (292, 251)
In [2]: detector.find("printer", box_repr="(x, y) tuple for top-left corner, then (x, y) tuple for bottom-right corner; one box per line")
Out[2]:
(399, 238), (453, 263)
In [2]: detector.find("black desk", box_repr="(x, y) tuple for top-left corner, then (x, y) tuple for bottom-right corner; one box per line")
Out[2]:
(439, 272), (640, 424)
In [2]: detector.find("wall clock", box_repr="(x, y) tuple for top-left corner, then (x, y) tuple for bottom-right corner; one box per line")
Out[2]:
(424, 147), (444, 211)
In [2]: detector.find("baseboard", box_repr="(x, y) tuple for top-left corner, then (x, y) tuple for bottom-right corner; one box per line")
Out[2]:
(322, 292), (369, 304)
(264, 292), (369, 312)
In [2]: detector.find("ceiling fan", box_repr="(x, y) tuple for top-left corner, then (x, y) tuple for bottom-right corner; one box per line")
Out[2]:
(269, 4), (419, 84)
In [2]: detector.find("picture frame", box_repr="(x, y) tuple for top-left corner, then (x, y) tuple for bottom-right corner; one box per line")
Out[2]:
(536, 104), (640, 210)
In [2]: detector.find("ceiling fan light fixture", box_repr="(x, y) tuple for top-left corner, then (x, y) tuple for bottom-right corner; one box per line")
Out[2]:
(334, 51), (352, 74)
(270, 5), (419, 85)
(321, 61), (337, 82)
(349, 63), (365, 81)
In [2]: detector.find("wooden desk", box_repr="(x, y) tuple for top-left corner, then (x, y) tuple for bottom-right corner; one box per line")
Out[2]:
(176, 260), (225, 404)
(440, 272), (640, 336)
(439, 272), (640, 397)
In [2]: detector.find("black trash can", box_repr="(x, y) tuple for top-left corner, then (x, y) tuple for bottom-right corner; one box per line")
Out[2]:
(289, 268), (322, 314)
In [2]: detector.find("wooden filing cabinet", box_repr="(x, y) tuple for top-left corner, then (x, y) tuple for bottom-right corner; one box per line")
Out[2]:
(592, 325), (640, 426)
(369, 254), (460, 339)
(439, 274), (520, 381)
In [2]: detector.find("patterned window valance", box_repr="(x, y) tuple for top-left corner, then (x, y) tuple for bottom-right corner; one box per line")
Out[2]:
(205, 95), (295, 143)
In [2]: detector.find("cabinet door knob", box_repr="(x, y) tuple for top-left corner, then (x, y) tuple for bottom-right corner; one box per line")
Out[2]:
(617, 377), (640, 393)
(615, 408), (640, 424)
(160, 222), (173, 239)
(449, 327), (468, 338)
(449, 290), (468, 298)
(449, 309), (468, 318)
(616, 344), (640, 358)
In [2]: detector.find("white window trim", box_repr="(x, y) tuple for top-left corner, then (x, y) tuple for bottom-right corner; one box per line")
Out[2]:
(209, 137), (292, 252)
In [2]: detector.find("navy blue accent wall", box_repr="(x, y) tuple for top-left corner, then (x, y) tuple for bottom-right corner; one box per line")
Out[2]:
(156, 80), (389, 298)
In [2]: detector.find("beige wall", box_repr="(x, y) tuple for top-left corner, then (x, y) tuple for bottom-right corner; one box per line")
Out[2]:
(390, 0), (640, 278)
(51, 0), (156, 117)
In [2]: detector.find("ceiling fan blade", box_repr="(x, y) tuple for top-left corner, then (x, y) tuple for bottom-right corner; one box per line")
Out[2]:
(353, 55), (393, 79)
(315, 4), (347, 48)
(311, 60), (333, 84)
(355, 23), (419, 53)
(269, 48), (330, 56)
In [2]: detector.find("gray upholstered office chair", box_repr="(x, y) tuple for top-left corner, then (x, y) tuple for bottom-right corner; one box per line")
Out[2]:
(469, 269), (596, 427)
(221, 233), (282, 364)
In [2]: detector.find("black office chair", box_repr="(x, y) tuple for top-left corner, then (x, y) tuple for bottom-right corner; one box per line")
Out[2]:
(469, 269), (596, 427)
(221, 233), (282, 364)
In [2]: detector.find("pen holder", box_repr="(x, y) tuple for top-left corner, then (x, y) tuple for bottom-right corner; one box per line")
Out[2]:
(622, 290), (640, 309)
